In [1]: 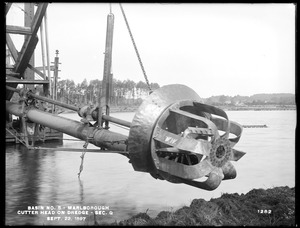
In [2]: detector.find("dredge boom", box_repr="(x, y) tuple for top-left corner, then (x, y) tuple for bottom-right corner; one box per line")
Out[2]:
(6, 84), (246, 191)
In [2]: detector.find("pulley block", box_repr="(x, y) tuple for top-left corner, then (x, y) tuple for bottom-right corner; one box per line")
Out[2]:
(128, 84), (245, 190)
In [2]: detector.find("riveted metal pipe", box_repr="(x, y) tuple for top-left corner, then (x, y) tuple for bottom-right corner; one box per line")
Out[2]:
(6, 101), (128, 152)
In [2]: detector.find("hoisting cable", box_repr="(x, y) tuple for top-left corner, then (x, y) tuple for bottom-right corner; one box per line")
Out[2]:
(119, 3), (152, 92)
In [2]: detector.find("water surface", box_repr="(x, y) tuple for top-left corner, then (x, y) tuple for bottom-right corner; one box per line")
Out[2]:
(5, 110), (296, 225)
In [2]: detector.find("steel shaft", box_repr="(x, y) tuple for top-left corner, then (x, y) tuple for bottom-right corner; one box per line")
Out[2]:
(6, 85), (131, 128)
(6, 101), (128, 152)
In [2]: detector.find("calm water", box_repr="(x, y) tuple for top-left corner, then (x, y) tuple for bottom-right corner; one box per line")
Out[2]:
(5, 110), (296, 225)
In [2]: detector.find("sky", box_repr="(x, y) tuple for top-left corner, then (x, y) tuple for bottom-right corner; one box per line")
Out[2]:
(6, 3), (295, 98)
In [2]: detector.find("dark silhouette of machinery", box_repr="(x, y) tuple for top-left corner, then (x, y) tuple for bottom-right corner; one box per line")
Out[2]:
(6, 3), (245, 191)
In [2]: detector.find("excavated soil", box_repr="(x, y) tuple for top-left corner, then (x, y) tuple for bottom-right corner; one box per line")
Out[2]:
(105, 186), (295, 226)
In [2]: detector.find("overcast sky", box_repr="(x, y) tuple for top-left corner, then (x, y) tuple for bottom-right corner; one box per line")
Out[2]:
(7, 3), (295, 98)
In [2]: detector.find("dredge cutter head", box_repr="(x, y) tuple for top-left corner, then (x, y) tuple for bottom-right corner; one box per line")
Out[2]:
(128, 84), (245, 190)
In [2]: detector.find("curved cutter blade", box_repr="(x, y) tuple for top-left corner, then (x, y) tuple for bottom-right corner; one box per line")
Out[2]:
(152, 99), (246, 190)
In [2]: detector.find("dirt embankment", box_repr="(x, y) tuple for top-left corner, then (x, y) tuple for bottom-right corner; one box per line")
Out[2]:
(106, 186), (295, 226)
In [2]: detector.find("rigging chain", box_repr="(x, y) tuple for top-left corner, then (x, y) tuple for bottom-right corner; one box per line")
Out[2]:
(78, 140), (88, 178)
(119, 3), (152, 92)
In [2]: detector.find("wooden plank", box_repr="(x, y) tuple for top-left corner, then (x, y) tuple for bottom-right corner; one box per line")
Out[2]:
(6, 25), (32, 35)
(6, 3), (12, 15)
(6, 70), (20, 76)
(6, 34), (18, 63)
(14, 3), (48, 75)
(6, 79), (50, 84)
(35, 66), (55, 71)
(24, 3), (35, 90)
(29, 3), (48, 36)
(14, 34), (39, 77)
(6, 75), (49, 84)
(6, 3), (48, 100)
(27, 64), (46, 79)
(6, 65), (15, 69)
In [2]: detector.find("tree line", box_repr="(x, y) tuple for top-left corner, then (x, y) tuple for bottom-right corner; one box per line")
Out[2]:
(204, 94), (295, 106)
(56, 78), (160, 107)
(11, 79), (294, 108)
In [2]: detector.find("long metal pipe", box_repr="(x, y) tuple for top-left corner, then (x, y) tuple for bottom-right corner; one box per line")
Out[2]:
(6, 101), (128, 152)
(6, 86), (131, 128)
(102, 115), (131, 128)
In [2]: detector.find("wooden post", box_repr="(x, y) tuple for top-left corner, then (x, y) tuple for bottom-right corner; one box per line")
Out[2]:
(24, 3), (35, 91)
(52, 50), (60, 113)
(44, 11), (52, 101)
(98, 13), (114, 129)
(39, 18), (49, 96)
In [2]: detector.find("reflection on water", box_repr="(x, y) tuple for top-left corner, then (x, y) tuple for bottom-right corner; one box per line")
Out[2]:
(5, 111), (296, 225)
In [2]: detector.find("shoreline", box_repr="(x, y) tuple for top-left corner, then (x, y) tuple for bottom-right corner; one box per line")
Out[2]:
(219, 105), (296, 111)
(59, 105), (296, 114)
(104, 186), (295, 226)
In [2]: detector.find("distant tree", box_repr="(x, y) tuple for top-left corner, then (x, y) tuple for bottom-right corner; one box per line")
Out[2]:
(89, 79), (101, 105)
(113, 79), (124, 105)
(124, 79), (136, 103)
(80, 78), (88, 104)
(136, 81), (148, 97)
(218, 95), (227, 104)
(56, 77), (162, 107)
(66, 79), (75, 105)
(150, 82), (160, 91)
(57, 79), (66, 102)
